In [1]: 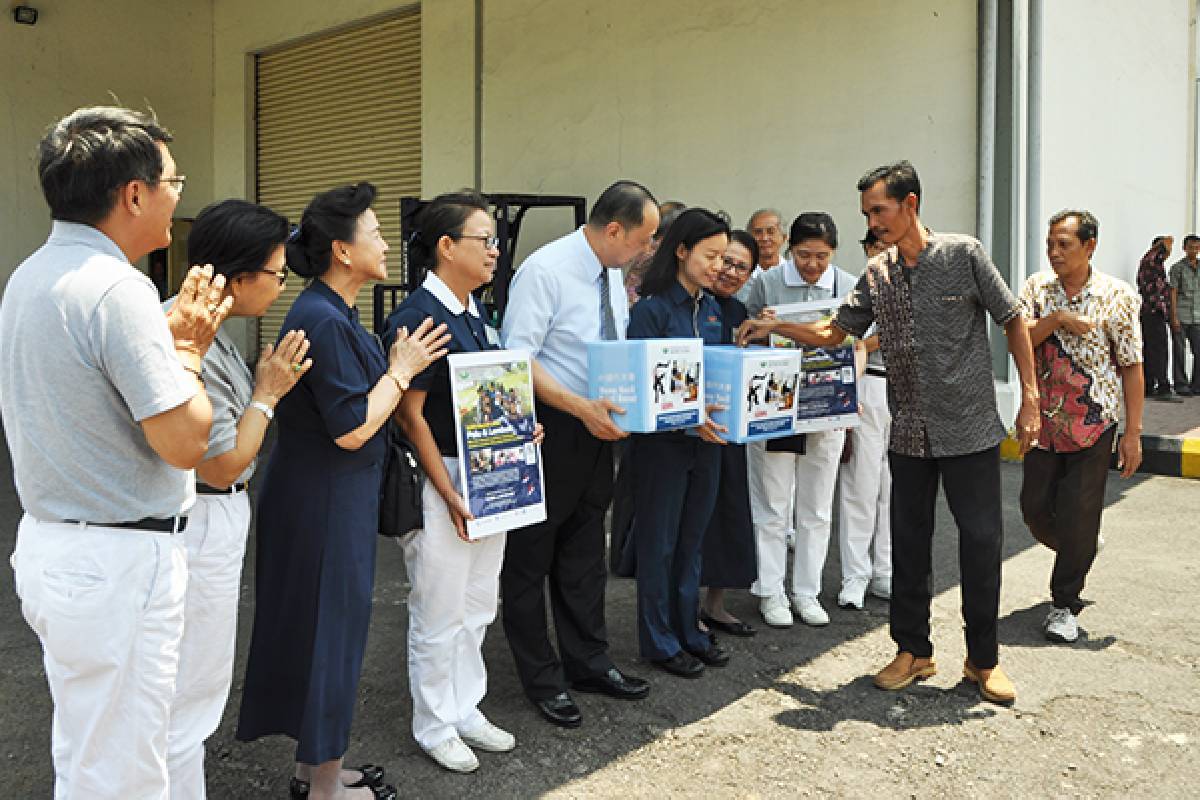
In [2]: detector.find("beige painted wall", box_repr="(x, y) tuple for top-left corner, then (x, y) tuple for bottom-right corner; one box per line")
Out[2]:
(478, 0), (979, 269)
(0, 0), (214, 288)
(1037, 0), (1194, 287)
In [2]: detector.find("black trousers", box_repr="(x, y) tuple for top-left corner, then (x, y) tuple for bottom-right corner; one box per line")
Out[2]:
(500, 403), (614, 700)
(888, 445), (1004, 669)
(1141, 312), (1170, 392)
(1019, 426), (1115, 615)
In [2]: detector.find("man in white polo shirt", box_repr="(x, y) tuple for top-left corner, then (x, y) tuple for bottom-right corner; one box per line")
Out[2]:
(0, 106), (229, 799)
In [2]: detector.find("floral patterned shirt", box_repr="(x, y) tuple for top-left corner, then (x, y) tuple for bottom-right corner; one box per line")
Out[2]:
(1018, 268), (1142, 452)
(1136, 246), (1170, 317)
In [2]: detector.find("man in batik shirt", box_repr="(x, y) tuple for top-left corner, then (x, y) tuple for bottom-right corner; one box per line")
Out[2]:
(1136, 236), (1177, 399)
(1018, 210), (1144, 644)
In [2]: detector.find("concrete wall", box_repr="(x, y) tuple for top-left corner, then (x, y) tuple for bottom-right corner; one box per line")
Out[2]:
(0, 0), (213, 288)
(477, 0), (979, 268)
(1035, 0), (1195, 287)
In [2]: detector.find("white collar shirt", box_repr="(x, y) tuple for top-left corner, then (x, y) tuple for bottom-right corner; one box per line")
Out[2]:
(423, 270), (481, 317)
(501, 227), (628, 397)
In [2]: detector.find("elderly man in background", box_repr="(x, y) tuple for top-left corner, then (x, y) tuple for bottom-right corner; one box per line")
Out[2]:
(0, 107), (229, 798)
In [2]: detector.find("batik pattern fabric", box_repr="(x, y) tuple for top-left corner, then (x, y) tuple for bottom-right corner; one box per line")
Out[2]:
(1137, 247), (1170, 317)
(1018, 269), (1142, 452)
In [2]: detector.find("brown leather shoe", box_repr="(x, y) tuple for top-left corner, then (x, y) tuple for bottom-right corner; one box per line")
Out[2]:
(873, 652), (937, 690)
(963, 660), (1016, 704)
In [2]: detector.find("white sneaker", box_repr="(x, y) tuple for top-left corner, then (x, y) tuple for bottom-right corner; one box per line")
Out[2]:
(793, 596), (830, 626)
(760, 594), (794, 628)
(837, 577), (869, 609)
(868, 576), (892, 600)
(459, 719), (516, 753)
(425, 736), (479, 773)
(1044, 607), (1079, 643)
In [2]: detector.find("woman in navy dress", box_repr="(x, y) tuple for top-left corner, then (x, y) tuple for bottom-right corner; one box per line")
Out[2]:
(700, 229), (761, 638)
(384, 191), (542, 774)
(236, 182), (448, 800)
(626, 208), (731, 679)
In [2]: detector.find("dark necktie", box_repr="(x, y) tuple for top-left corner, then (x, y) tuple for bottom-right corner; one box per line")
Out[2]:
(599, 268), (618, 341)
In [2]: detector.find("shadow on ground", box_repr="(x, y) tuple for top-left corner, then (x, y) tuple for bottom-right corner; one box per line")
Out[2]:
(0, 435), (1153, 797)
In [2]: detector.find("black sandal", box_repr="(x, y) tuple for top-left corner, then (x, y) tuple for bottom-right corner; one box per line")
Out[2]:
(288, 765), (391, 798)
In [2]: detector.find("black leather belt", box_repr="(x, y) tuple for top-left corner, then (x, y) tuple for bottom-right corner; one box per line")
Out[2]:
(66, 516), (188, 533)
(865, 366), (888, 379)
(196, 482), (249, 495)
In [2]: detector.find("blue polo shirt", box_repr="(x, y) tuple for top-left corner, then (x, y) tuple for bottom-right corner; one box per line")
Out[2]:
(627, 279), (724, 345)
(383, 272), (497, 457)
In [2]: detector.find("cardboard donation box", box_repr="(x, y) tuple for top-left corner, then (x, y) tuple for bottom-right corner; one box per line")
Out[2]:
(703, 346), (803, 444)
(587, 338), (705, 433)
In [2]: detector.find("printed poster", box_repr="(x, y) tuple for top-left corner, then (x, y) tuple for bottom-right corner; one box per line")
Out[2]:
(767, 301), (860, 433)
(448, 349), (546, 539)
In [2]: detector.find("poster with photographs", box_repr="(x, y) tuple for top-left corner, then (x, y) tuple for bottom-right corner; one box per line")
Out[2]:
(448, 349), (546, 539)
(767, 301), (861, 433)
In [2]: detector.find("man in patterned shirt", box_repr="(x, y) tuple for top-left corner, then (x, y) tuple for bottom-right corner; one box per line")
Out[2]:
(1019, 211), (1144, 643)
(739, 161), (1040, 704)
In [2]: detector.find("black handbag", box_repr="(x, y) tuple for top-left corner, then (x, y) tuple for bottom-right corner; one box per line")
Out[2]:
(766, 432), (807, 454)
(379, 424), (425, 538)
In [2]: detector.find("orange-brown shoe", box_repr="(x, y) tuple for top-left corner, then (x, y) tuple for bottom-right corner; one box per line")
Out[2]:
(963, 660), (1016, 704)
(873, 652), (937, 690)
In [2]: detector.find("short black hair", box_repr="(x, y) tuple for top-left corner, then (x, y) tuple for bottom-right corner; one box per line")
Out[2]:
(287, 182), (377, 279)
(789, 212), (838, 249)
(638, 208), (730, 297)
(188, 199), (290, 281)
(856, 160), (921, 209)
(588, 180), (658, 230)
(408, 190), (491, 269)
(729, 229), (760, 268)
(1184, 234), (1200, 247)
(37, 106), (173, 225)
(655, 205), (685, 240)
(1048, 209), (1099, 244)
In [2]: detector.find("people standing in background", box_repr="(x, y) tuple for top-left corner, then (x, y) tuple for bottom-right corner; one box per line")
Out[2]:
(1138, 236), (1179, 400)
(1018, 210), (1143, 643)
(500, 181), (656, 729)
(1169, 234), (1200, 396)
(624, 200), (685, 305)
(744, 212), (857, 629)
(699, 229), (761, 638)
(738, 208), (788, 303)
(836, 229), (893, 610)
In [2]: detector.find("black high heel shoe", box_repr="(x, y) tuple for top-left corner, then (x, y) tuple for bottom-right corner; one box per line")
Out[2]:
(289, 765), (392, 798)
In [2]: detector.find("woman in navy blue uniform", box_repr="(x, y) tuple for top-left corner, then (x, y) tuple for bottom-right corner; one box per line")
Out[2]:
(627, 208), (731, 678)
(384, 192), (541, 774)
(236, 183), (448, 800)
(699, 229), (761, 637)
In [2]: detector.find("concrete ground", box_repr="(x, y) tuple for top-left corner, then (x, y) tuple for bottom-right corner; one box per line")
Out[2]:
(1, 437), (1198, 799)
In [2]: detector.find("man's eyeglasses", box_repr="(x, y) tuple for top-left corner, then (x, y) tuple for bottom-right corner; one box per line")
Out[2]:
(456, 234), (501, 250)
(721, 256), (753, 275)
(161, 175), (186, 196)
(260, 265), (289, 286)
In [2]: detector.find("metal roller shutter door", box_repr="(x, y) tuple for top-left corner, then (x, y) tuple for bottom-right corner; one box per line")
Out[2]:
(255, 8), (421, 351)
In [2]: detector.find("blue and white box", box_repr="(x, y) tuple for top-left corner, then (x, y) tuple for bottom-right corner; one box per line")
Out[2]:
(703, 346), (803, 443)
(587, 339), (705, 433)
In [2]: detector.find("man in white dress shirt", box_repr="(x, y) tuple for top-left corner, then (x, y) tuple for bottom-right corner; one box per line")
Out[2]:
(500, 181), (658, 728)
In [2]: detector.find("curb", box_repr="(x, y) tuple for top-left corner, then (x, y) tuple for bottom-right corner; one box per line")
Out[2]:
(1000, 433), (1200, 479)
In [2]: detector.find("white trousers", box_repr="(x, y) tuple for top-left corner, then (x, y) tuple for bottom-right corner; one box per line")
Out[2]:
(749, 428), (846, 600)
(403, 457), (505, 750)
(837, 375), (893, 583)
(12, 515), (188, 800)
(167, 491), (251, 800)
